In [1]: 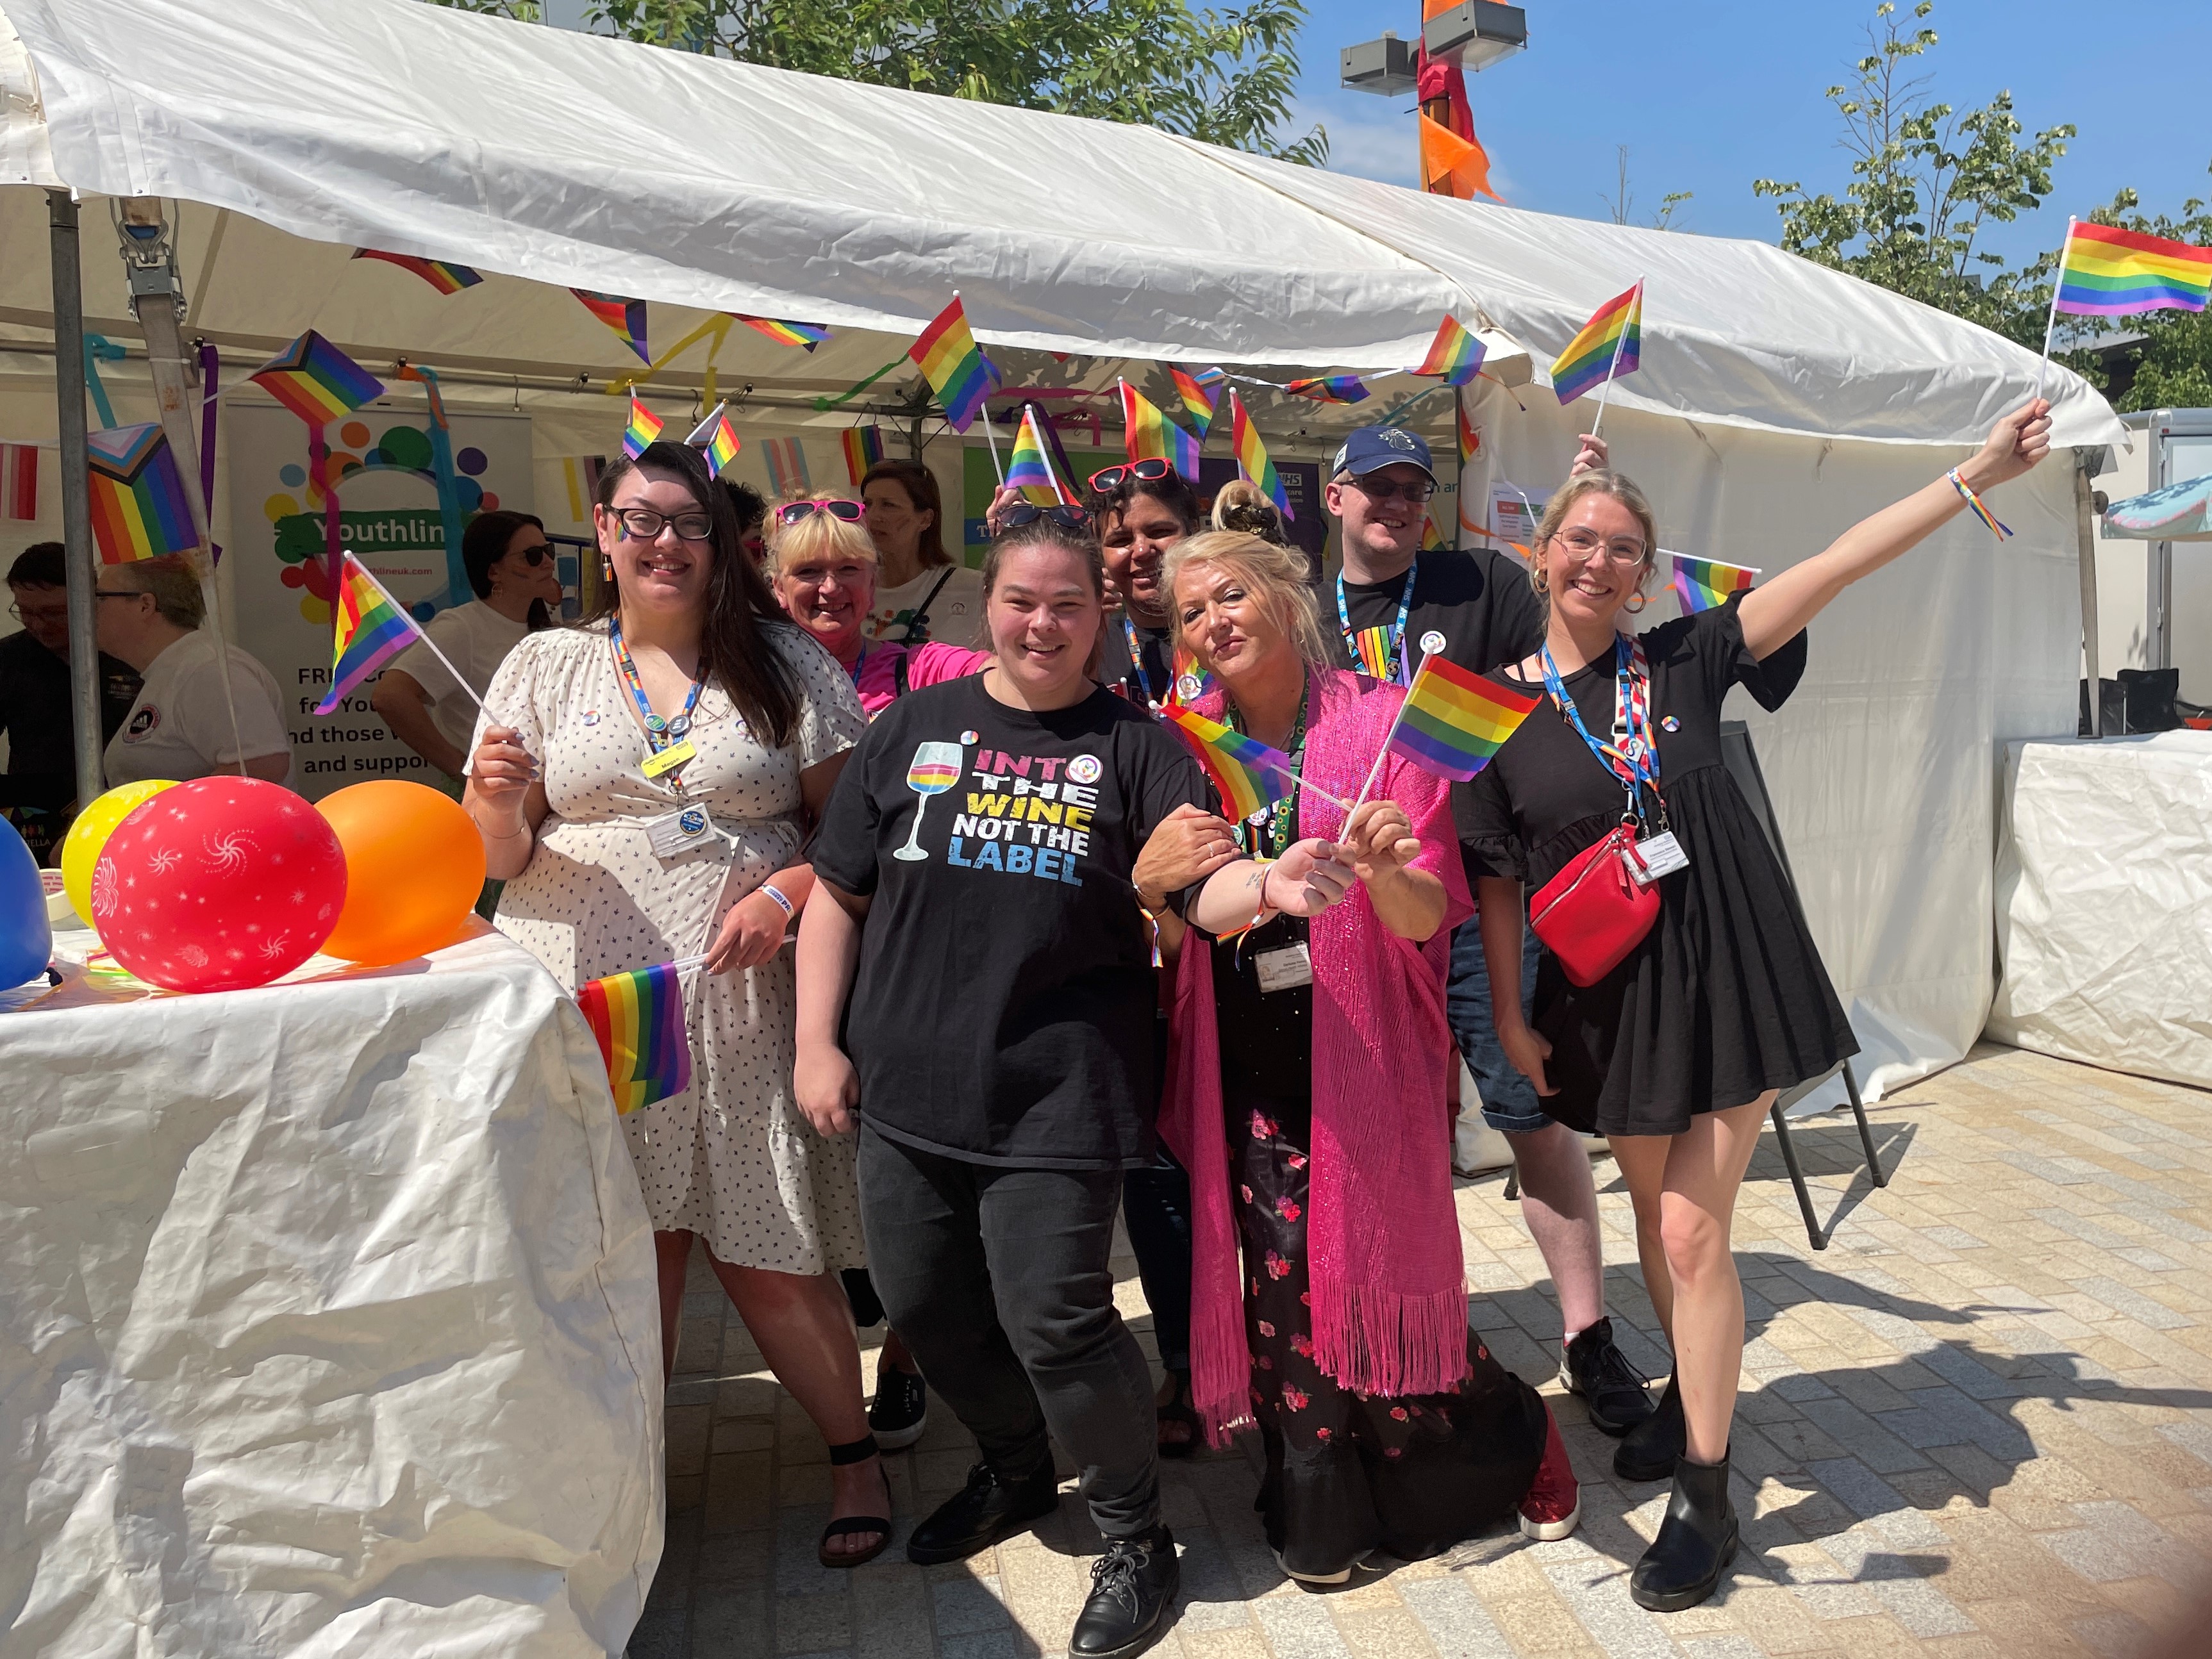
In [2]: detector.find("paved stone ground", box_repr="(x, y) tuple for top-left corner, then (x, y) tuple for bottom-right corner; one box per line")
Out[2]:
(630, 1044), (2212, 1659)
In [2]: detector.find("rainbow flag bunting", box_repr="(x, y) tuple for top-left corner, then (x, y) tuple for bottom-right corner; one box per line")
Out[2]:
(1410, 315), (1487, 386)
(1550, 281), (1643, 406)
(572, 289), (650, 363)
(1285, 375), (1370, 405)
(248, 330), (385, 426)
(1667, 552), (1757, 615)
(685, 402), (742, 474)
(908, 294), (999, 431)
(1161, 706), (1296, 824)
(85, 422), (197, 565)
(1385, 655), (1542, 782)
(2055, 222), (2212, 317)
(1167, 645), (1218, 709)
(1118, 381), (1201, 478)
(733, 313), (831, 349)
(578, 961), (692, 1114)
(1229, 392), (1292, 522)
(842, 425), (886, 486)
(1007, 405), (1078, 507)
(352, 248), (483, 294)
(317, 552), (425, 713)
(623, 395), (664, 459)
(1170, 366), (1226, 436)
(764, 436), (811, 497)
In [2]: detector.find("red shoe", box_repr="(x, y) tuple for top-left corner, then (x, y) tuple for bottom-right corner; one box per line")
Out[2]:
(1518, 1404), (1582, 1542)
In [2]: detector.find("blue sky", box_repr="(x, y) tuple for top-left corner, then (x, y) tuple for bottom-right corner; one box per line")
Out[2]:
(1290, 0), (2212, 265)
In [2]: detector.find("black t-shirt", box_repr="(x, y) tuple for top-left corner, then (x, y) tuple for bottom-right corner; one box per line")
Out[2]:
(0, 631), (141, 805)
(812, 674), (1206, 1169)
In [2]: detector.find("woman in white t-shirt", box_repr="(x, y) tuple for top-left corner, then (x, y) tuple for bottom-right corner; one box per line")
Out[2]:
(858, 459), (983, 646)
(96, 557), (292, 786)
(373, 511), (561, 782)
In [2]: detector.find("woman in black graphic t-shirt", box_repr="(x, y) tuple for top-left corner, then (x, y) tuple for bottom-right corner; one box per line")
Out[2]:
(797, 515), (1203, 1659)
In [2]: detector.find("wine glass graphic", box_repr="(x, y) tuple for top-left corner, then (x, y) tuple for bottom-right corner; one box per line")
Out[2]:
(895, 741), (965, 862)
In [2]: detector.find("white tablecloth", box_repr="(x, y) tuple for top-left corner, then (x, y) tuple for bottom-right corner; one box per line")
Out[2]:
(0, 921), (663, 1657)
(1988, 732), (2212, 1090)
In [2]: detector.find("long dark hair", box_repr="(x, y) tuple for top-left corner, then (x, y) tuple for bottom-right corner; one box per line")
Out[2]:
(859, 458), (950, 569)
(463, 509), (552, 631)
(592, 440), (803, 748)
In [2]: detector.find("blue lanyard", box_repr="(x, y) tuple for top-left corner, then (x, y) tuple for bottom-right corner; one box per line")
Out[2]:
(1540, 635), (1661, 818)
(846, 639), (869, 688)
(1120, 615), (1167, 710)
(1336, 558), (1417, 684)
(610, 617), (706, 752)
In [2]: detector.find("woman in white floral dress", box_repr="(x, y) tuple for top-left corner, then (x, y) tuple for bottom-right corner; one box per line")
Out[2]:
(466, 440), (890, 1566)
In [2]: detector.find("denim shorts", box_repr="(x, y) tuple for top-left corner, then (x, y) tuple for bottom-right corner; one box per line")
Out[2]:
(1446, 916), (1551, 1135)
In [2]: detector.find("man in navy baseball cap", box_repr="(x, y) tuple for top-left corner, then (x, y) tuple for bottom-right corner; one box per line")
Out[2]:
(1330, 424), (1437, 485)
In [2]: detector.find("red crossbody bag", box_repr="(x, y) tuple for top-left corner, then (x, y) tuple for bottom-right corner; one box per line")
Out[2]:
(1529, 822), (1659, 986)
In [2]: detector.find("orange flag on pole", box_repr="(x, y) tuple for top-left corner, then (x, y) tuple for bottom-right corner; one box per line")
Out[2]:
(1420, 113), (1499, 202)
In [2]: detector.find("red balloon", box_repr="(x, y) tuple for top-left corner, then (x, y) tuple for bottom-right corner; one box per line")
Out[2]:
(93, 777), (348, 993)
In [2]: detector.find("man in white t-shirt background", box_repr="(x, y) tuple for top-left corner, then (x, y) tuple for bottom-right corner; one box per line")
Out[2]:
(96, 557), (292, 787)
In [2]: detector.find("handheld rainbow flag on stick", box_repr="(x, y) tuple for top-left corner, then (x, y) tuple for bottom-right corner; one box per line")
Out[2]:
(352, 248), (483, 294)
(908, 293), (999, 433)
(732, 315), (830, 351)
(1118, 380), (1201, 477)
(1171, 366), (1225, 437)
(1167, 645), (1218, 709)
(1006, 405), (1079, 506)
(1161, 706), (1348, 820)
(2035, 218), (2212, 397)
(572, 290), (650, 363)
(1285, 376), (1370, 405)
(85, 422), (197, 564)
(316, 551), (453, 714)
(1352, 654), (1542, 814)
(1229, 392), (1293, 521)
(623, 395), (664, 459)
(842, 425), (886, 486)
(685, 402), (743, 474)
(1410, 315), (1488, 386)
(1550, 279), (1643, 440)
(248, 331), (385, 425)
(578, 959), (695, 1114)
(1667, 552), (1759, 615)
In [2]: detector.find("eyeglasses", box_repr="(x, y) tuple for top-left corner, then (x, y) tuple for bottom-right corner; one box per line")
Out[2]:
(7, 603), (69, 624)
(776, 499), (866, 527)
(1086, 458), (1177, 493)
(1347, 475), (1435, 505)
(612, 506), (714, 542)
(994, 504), (1090, 534)
(1549, 527), (1649, 565)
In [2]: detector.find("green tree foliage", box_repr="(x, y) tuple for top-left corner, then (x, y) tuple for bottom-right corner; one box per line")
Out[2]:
(428, 0), (1326, 165)
(2066, 176), (2212, 411)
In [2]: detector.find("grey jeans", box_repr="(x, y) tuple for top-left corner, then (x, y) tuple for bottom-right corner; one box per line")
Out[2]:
(857, 1123), (1161, 1538)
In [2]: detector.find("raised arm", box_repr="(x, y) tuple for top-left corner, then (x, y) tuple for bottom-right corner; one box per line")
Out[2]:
(1738, 400), (2052, 661)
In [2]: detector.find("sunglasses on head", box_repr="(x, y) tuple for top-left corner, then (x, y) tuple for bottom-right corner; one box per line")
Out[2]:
(776, 498), (866, 527)
(1086, 458), (1177, 493)
(994, 504), (1090, 534)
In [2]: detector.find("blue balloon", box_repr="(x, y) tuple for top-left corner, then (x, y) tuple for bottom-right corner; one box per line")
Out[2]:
(0, 815), (51, 988)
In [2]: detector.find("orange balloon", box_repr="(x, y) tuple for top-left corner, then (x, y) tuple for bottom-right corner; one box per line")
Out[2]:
(315, 781), (488, 965)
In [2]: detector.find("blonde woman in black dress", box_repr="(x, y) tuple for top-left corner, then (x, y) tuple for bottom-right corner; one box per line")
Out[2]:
(1463, 400), (2050, 1611)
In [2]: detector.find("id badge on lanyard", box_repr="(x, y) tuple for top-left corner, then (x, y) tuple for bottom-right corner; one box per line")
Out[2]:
(1541, 636), (1689, 883)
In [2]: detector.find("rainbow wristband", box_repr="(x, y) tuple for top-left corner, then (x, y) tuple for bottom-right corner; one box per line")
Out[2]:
(1947, 468), (2013, 541)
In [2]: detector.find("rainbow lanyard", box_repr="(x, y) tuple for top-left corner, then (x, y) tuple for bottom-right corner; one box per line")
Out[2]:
(1227, 691), (1308, 860)
(1336, 559), (1416, 685)
(1540, 634), (1660, 821)
(1120, 615), (1169, 711)
(610, 618), (706, 761)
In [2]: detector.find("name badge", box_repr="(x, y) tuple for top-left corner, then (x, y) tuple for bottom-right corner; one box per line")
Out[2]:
(640, 738), (698, 780)
(1631, 830), (1689, 884)
(645, 804), (717, 858)
(1253, 941), (1314, 994)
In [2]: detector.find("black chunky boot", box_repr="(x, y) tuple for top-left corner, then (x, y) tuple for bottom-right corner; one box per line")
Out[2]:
(1629, 1451), (1738, 1612)
(1613, 1374), (1684, 1482)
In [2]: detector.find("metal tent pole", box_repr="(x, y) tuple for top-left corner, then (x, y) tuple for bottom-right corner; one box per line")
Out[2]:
(47, 190), (104, 807)
(2075, 454), (2103, 738)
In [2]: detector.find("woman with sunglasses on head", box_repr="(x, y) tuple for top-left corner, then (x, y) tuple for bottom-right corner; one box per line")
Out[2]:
(1085, 458), (1204, 711)
(463, 441), (893, 1569)
(860, 458), (983, 645)
(373, 510), (561, 786)
(797, 509), (1208, 1658)
(1463, 402), (2052, 1612)
(1144, 529), (1577, 1589)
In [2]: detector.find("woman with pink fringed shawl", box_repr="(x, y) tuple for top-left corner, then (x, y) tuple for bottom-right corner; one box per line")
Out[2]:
(1139, 529), (1581, 1587)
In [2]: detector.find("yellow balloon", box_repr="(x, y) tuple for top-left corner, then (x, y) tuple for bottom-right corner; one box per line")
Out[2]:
(61, 780), (178, 925)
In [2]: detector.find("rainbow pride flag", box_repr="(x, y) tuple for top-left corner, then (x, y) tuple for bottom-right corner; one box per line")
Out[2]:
(1668, 552), (1756, 615)
(1550, 281), (1643, 405)
(700, 408), (742, 475)
(86, 422), (196, 565)
(1386, 655), (1542, 782)
(1410, 315), (1486, 386)
(623, 395), (664, 459)
(733, 314), (831, 349)
(1229, 392), (1292, 521)
(352, 248), (482, 294)
(249, 331), (385, 425)
(764, 436), (810, 497)
(1167, 645), (1217, 709)
(1007, 406), (1077, 506)
(842, 425), (886, 486)
(2056, 222), (2212, 317)
(1455, 399), (1483, 541)
(1162, 706), (1296, 823)
(1118, 381), (1200, 477)
(908, 294), (999, 431)
(578, 961), (692, 1114)
(572, 289), (650, 362)
(317, 552), (424, 713)
(1285, 375), (1370, 405)
(1171, 366), (1225, 436)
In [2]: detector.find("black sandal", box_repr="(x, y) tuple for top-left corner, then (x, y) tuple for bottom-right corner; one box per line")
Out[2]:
(818, 1434), (892, 1569)
(1156, 1370), (1201, 1461)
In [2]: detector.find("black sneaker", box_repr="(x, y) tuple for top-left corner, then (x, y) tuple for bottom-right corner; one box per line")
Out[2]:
(1070, 1526), (1178, 1658)
(869, 1358), (928, 1451)
(906, 1462), (1059, 1565)
(1561, 1317), (1656, 1437)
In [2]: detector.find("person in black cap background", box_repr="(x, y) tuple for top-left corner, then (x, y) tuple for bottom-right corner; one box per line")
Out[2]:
(0, 543), (140, 860)
(1324, 424), (1657, 1442)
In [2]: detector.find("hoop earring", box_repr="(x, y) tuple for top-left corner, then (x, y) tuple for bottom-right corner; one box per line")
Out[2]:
(1625, 592), (1649, 615)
